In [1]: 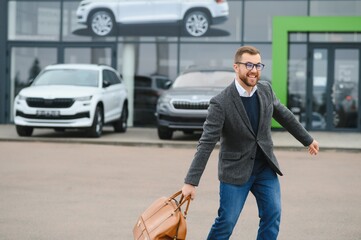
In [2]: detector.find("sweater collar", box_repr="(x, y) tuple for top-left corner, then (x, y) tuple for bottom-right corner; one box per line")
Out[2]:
(234, 79), (258, 97)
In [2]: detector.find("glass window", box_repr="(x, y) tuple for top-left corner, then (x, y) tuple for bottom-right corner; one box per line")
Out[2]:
(8, 1), (60, 41)
(244, 1), (307, 42)
(135, 77), (152, 88)
(179, 43), (239, 72)
(310, 33), (361, 42)
(10, 47), (57, 121)
(64, 47), (112, 65)
(333, 49), (359, 129)
(118, 43), (178, 80)
(34, 69), (99, 87)
(289, 33), (308, 42)
(310, 1), (361, 16)
(156, 77), (172, 89)
(288, 44), (307, 122)
(62, 1), (116, 42)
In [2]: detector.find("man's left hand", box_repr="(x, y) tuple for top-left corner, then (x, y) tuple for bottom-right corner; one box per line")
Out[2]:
(308, 140), (319, 155)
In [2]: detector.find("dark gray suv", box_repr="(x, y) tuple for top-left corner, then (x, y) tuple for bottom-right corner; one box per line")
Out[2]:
(156, 67), (235, 139)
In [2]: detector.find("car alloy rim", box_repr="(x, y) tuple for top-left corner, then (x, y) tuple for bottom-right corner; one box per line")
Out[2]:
(122, 109), (127, 129)
(91, 12), (113, 36)
(96, 111), (103, 134)
(185, 13), (208, 37)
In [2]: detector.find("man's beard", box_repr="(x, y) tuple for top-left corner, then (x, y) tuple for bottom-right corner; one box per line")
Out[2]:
(240, 74), (259, 87)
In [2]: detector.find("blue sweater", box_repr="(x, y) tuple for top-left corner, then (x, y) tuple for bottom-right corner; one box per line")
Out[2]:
(241, 91), (267, 174)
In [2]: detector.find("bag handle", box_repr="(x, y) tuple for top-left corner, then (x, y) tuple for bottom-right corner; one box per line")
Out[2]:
(167, 190), (191, 218)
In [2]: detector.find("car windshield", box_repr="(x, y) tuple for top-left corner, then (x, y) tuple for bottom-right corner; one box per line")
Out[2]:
(172, 71), (234, 88)
(33, 69), (99, 87)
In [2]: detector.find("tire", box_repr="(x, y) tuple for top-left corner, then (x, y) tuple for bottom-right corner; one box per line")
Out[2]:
(113, 106), (128, 133)
(87, 106), (103, 138)
(157, 126), (173, 140)
(16, 125), (33, 137)
(183, 11), (210, 37)
(89, 10), (115, 36)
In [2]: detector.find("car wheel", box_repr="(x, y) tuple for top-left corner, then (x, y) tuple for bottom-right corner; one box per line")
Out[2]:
(16, 125), (33, 137)
(183, 11), (209, 37)
(157, 126), (173, 140)
(88, 106), (103, 138)
(113, 105), (128, 133)
(89, 10), (115, 36)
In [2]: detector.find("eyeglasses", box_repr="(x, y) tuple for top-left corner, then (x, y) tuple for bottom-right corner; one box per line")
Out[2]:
(235, 62), (265, 71)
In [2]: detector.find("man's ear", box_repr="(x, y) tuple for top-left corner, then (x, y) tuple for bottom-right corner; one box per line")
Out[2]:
(233, 63), (238, 72)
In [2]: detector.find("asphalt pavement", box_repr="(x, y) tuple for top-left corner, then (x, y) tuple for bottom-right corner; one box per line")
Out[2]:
(0, 124), (360, 151)
(1, 124), (361, 240)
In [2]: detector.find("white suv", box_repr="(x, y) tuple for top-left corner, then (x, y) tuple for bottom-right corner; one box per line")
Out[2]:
(14, 64), (128, 138)
(76, 0), (229, 37)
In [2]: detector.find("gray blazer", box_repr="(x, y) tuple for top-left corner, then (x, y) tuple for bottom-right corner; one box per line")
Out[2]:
(184, 80), (313, 186)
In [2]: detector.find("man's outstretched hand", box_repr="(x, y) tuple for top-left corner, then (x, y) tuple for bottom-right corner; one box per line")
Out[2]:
(308, 140), (319, 155)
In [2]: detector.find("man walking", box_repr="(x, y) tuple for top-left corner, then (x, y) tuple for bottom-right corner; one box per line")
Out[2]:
(182, 45), (319, 240)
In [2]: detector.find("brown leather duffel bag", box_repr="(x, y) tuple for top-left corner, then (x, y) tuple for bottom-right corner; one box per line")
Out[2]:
(133, 190), (191, 240)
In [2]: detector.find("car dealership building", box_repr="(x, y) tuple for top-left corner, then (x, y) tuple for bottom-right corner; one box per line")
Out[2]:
(0, 0), (360, 132)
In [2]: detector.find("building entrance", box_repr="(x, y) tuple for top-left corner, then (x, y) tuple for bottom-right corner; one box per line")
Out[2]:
(307, 44), (360, 131)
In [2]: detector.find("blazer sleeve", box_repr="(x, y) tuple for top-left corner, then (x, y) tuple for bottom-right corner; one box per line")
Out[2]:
(184, 96), (225, 186)
(269, 83), (314, 147)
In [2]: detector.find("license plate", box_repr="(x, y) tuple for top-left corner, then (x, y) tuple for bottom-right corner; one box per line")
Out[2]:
(36, 110), (60, 117)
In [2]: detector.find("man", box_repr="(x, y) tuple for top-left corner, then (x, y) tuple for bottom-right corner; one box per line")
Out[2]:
(181, 46), (319, 240)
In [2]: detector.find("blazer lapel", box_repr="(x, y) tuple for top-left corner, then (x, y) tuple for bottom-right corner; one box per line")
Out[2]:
(257, 87), (266, 137)
(229, 82), (255, 135)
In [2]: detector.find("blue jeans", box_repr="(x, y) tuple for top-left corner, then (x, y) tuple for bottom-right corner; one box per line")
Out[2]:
(207, 166), (281, 240)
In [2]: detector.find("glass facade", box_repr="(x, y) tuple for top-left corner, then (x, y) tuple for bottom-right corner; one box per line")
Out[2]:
(1, 0), (361, 131)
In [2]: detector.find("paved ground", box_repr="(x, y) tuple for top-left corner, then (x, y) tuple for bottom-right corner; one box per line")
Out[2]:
(0, 124), (361, 239)
(0, 128), (361, 239)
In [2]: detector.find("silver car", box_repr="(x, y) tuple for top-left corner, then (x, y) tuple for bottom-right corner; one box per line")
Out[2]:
(156, 67), (234, 139)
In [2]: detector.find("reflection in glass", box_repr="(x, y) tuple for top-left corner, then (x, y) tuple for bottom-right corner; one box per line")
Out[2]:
(310, 33), (361, 43)
(126, 43), (178, 80)
(333, 49), (359, 128)
(312, 49), (328, 130)
(64, 48), (111, 66)
(288, 44), (307, 125)
(310, 1), (361, 16)
(244, 1), (307, 42)
(8, 1), (60, 41)
(180, 43), (238, 71)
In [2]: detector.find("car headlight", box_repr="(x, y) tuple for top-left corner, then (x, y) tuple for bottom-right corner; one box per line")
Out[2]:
(75, 96), (92, 101)
(17, 95), (26, 101)
(157, 95), (172, 112)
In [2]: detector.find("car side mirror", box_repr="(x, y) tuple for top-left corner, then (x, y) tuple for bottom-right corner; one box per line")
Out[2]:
(28, 78), (34, 86)
(164, 81), (172, 89)
(103, 80), (111, 88)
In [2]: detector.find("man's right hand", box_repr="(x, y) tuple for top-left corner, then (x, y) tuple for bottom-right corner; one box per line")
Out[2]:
(182, 184), (196, 200)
